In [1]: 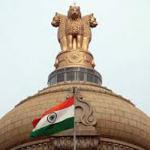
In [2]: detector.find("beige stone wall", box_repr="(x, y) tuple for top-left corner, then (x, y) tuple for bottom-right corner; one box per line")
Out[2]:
(0, 82), (150, 150)
(81, 90), (150, 149)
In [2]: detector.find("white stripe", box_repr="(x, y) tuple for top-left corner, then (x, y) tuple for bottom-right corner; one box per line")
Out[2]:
(33, 105), (74, 131)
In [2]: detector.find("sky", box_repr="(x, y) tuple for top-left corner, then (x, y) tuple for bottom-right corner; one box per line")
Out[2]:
(0, 0), (150, 118)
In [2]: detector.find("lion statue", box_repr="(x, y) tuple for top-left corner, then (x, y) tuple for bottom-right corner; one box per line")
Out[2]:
(51, 12), (67, 51)
(82, 13), (98, 51)
(65, 6), (83, 50)
(51, 5), (97, 51)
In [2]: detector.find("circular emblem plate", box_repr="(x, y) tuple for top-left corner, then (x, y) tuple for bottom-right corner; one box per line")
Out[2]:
(47, 112), (57, 124)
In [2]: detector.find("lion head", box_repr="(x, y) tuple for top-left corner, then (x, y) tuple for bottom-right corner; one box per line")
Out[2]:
(89, 14), (98, 27)
(68, 6), (81, 20)
(51, 12), (60, 27)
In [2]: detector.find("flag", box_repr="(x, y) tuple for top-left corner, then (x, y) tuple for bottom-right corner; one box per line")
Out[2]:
(30, 97), (74, 138)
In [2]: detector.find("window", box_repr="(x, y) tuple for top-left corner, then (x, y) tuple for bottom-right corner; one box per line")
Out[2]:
(94, 76), (98, 83)
(78, 72), (84, 81)
(66, 71), (75, 81)
(50, 76), (56, 85)
(48, 67), (102, 85)
(87, 74), (93, 82)
(57, 73), (64, 82)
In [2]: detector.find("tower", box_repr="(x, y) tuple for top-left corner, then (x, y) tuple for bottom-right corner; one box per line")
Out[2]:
(0, 5), (150, 150)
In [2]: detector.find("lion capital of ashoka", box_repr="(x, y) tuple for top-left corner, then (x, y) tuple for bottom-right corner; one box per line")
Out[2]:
(51, 5), (98, 51)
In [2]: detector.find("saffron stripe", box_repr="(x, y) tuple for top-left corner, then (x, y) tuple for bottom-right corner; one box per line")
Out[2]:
(33, 105), (74, 131)
(32, 97), (74, 127)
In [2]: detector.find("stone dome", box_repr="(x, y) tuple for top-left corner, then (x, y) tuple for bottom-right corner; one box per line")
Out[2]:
(0, 82), (150, 150)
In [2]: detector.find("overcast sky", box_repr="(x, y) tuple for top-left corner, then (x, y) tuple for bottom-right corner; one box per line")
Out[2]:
(0, 0), (150, 118)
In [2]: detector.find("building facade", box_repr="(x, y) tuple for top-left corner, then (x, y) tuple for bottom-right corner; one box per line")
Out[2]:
(0, 5), (150, 150)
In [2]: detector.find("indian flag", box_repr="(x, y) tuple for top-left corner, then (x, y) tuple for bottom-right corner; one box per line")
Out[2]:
(30, 97), (74, 138)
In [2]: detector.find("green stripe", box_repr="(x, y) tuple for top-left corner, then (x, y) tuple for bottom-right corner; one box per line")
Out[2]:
(30, 117), (74, 138)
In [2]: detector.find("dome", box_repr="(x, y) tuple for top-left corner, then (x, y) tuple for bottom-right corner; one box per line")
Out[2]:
(0, 82), (150, 149)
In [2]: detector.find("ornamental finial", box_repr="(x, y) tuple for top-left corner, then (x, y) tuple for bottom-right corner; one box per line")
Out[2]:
(51, 6), (98, 69)
(51, 5), (97, 52)
(73, 2), (76, 6)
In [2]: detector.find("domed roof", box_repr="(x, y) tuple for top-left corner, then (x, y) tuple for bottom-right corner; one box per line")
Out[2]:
(0, 82), (150, 149)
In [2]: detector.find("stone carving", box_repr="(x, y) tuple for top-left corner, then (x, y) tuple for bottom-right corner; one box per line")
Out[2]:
(51, 13), (67, 51)
(82, 13), (97, 51)
(76, 136), (100, 150)
(76, 97), (97, 126)
(51, 5), (97, 51)
(54, 50), (94, 69)
(67, 52), (83, 63)
(99, 141), (138, 150)
(66, 6), (83, 50)
(11, 137), (142, 150)
(53, 137), (73, 150)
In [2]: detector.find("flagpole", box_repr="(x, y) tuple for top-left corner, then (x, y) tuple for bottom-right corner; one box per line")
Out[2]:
(73, 87), (76, 150)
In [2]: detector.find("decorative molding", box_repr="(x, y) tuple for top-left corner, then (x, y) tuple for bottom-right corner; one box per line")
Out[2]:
(76, 97), (97, 126)
(11, 136), (145, 150)
(99, 141), (144, 150)
(55, 50), (94, 69)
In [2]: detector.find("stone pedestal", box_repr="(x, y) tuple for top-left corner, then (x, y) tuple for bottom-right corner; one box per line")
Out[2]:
(54, 50), (95, 69)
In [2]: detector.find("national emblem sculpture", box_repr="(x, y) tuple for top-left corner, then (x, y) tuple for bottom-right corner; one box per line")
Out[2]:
(51, 5), (98, 51)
